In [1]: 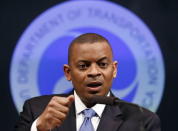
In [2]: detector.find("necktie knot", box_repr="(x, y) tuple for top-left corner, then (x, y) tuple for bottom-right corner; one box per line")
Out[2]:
(83, 109), (96, 118)
(79, 109), (96, 131)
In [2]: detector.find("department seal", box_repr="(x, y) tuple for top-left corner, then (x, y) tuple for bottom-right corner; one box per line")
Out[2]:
(10, 0), (165, 112)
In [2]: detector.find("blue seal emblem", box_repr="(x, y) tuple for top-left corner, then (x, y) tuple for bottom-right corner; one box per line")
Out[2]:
(10, 0), (165, 112)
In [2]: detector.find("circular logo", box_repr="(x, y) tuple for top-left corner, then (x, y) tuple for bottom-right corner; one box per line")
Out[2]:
(10, 0), (165, 112)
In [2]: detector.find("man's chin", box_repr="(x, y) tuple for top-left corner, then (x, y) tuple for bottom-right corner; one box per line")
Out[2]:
(80, 91), (107, 107)
(86, 92), (102, 100)
(82, 97), (96, 108)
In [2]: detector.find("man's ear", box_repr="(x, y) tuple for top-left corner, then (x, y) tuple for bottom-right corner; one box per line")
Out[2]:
(113, 61), (118, 78)
(63, 64), (71, 81)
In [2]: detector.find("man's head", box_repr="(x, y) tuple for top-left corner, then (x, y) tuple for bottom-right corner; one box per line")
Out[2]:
(64, 33), (117, 107)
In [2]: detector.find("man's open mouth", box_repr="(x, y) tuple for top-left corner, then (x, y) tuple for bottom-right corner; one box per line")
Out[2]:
(87, 82), (102, 88)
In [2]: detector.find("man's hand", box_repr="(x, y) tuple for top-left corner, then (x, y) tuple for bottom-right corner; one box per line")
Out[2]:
(36, 95), (75, 131)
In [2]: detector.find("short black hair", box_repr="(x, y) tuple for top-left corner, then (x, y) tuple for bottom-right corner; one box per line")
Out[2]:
(68, 33), (112, 64)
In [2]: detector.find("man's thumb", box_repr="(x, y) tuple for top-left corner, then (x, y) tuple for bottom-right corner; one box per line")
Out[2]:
(67, 95), (75, 106)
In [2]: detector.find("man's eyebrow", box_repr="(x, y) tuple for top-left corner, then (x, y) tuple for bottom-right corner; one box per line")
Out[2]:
(97, 57), (108, 62)
(76, 57), (108, 63)
(77, 60), (90, 63)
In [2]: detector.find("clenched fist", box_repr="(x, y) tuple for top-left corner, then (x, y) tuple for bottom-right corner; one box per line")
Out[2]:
(36, 95), (75, 131)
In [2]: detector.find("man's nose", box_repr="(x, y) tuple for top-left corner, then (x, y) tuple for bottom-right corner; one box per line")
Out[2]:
(87, 64), (101, 78)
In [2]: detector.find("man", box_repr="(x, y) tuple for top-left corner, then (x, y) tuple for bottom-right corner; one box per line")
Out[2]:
(14, 33), (161, 131)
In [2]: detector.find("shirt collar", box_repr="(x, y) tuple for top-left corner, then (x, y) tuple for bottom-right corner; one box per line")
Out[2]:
(74, 91), (110, 118)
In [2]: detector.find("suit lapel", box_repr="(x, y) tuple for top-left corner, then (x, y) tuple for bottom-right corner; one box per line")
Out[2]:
(97, 104), (123, 131)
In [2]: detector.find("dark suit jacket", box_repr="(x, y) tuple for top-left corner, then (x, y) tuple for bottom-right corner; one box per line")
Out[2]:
(14, 93), (161, 131)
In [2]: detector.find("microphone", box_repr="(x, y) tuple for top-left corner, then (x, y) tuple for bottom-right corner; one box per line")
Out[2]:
(90, 95), (120, 105)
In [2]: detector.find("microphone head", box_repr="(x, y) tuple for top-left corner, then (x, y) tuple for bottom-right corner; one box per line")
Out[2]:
(89, 95), (119, 105)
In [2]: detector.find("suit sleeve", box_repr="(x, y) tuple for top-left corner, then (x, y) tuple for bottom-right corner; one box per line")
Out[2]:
(144, 113), (161, 131)
(14, 100), (34, 131)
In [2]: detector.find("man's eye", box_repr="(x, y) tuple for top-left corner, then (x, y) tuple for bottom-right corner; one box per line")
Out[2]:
(78, 64), (88, 70)
(98, 63), (108, 68)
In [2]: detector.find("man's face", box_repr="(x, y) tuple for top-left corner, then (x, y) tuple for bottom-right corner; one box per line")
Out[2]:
(64, 41), (117, 106)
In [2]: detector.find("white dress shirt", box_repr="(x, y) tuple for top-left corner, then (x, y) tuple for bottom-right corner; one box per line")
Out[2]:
(31, 91), (109, 131)
(74, 91), (107, 131)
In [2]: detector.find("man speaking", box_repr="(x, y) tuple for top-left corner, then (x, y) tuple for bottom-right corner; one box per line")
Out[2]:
(14, 33), (161, 131)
